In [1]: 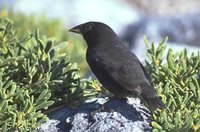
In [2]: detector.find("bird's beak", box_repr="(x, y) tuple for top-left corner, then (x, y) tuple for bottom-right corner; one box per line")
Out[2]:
(69, 25), (82, 34)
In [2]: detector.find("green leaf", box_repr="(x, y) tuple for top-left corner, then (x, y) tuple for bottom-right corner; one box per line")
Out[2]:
(0, 26), (5, 31)
(45, 40), (53, 53)
(35, 101), (54, 110)
(167, 48), (175, 71)
(35, 89), (48, 104)
(151, 121), (163, 130)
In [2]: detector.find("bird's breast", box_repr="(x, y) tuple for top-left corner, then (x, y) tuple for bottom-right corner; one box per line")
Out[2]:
(86, 48), (96, 63)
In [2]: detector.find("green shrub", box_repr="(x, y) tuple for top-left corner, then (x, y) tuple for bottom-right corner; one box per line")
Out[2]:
(0, 9), (89, 77)
(144, 37), (200, 131)
(0, 18), (98, 131)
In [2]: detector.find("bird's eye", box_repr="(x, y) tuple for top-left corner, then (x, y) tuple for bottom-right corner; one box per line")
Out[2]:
(85, 24), (92, 30)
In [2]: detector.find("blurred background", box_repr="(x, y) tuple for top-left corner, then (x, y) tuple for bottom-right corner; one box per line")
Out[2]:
(1, 0), (200, 76)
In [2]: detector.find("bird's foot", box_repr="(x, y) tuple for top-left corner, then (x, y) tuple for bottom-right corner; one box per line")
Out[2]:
(91, 97), (127, 116)
(91, 104), (115, 116)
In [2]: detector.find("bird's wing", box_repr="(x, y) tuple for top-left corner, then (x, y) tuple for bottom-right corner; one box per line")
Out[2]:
(139, 62), (154, 86)
(110, 59), (151, 94)
(95, 47), (154, 95)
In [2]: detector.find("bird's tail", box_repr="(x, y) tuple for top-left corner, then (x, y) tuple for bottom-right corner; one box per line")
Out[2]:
(143, 96), (164, 111)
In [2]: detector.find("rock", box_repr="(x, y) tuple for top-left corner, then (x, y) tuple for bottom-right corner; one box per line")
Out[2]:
(37, 120), (60, 132)
(38, 98), (152, 132)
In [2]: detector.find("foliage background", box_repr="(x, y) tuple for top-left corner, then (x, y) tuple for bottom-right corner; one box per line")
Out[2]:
(0, 11), (100, 131)
(0, 9), (89, 77)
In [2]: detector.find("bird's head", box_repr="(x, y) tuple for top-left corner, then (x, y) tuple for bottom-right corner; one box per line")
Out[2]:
(69, 22), (118, 46)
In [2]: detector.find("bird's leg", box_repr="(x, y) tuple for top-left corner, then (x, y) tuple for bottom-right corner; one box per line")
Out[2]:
(90, 103), (113, 116)
(91, 98), (114, 114)
(91, 96), (127, 115)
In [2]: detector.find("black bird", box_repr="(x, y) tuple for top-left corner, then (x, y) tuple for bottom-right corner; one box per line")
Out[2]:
(69, 22), (164, 111)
